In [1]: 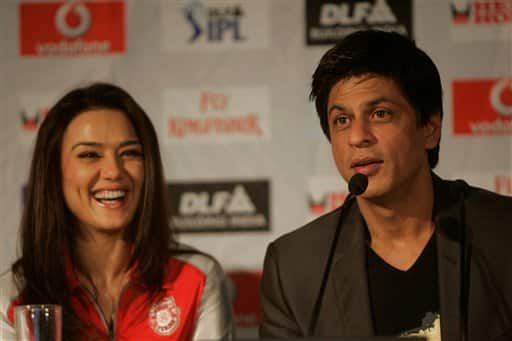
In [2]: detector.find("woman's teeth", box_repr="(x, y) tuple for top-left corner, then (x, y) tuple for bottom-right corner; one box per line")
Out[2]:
(94, 190), (126, 202)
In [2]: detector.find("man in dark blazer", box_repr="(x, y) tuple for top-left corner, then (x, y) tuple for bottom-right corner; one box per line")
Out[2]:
(260, 30), (512, 340)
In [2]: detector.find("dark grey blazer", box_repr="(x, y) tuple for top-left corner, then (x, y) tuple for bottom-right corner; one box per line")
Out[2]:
(260, 175), (512, 340)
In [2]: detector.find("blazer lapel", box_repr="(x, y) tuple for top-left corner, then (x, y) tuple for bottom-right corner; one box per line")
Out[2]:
(436, 224), (461, 341)
(331, 200), (374, 336)
(324, 175), (464, 338)
(434, 175), (463, 341)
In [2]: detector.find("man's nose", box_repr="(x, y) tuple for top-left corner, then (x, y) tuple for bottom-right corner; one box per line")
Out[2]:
(348, 118), (376, 148)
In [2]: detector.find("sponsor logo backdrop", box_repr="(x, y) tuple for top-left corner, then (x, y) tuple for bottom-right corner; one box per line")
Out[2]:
(453, 78), (512, 135)
(305, 0), (412, 45)
(451, 0), (512, 41)
(2, 0), (512, 337)
(160, 0), (269, 51)
(19, 0), (125, 56)
(168, 180), (270, 232)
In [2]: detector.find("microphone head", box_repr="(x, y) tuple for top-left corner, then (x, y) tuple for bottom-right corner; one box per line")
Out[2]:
(348, 173), (368, 196)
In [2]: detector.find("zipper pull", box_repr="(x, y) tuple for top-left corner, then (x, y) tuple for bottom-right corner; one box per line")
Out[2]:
(108, 319), (115, 340)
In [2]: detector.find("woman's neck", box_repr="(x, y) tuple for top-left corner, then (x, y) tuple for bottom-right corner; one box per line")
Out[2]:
(73, 232), (132, 321)
(74, 232), (131, 289)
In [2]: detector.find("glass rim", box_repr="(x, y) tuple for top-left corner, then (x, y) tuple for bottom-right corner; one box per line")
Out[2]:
(14, 304), (62, 312)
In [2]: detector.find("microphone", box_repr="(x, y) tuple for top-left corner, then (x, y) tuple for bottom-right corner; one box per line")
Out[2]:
(348, 172), (369, 196)
(308, 173), (368, 336)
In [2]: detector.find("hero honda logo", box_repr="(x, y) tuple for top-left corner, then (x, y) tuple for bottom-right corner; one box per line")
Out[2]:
(168, 180), (270, 232)
(308, 191), (347, 217)
(20, 107), (48, 132)
(451, 0), (512, 24)
(55, 1), (91, 38)
(307, 176), (348, 220)
(495, 175), (512, 195)
(453, 78), (512, 135)
(306, 0), (412, 45)
(184, 1), (245, 42)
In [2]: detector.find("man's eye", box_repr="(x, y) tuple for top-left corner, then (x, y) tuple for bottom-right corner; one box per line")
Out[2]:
(333, 115), (350, 126)
(372, 110), (391, 120)
(77, 151), (100, 159)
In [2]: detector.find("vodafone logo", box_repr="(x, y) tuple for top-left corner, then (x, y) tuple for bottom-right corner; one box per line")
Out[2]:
(490, 78), (512, 116)
(451, 0), (512, 24)
(55, 1), (91, 38)
(453, 78), (512, 135)
(19, 1), (125, 56)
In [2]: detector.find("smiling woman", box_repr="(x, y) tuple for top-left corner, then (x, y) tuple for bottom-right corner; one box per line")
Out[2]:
(0, 83), (234, 340)
(60, 109), (145, 234)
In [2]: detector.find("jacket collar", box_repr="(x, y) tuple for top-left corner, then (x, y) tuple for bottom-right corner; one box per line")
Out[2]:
(433, 173), (465, 341)
(331, 198), (374, 336)
(329, 173), (464, 338)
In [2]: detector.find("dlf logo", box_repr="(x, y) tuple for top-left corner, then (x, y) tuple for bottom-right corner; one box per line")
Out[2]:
(179, 185), (255, 215)
(184, 2), (246, 42)
(320, 0), (397, 26)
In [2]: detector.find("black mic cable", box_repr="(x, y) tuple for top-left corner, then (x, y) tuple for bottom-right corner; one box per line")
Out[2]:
(454, 180), (470, 341)
(308, 173), (368, 336)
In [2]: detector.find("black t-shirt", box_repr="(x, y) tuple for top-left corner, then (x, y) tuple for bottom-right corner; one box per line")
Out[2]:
(366, 235), (440, 336)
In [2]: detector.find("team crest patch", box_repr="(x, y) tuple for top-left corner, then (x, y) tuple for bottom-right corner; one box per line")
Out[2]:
(149, 296), (181, 336)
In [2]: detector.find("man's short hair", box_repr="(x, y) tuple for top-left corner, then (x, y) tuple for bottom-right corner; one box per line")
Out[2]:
(310, 30), (443, 168)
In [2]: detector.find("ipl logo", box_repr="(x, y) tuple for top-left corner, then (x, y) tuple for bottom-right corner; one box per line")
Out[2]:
(183, 1), (245, 42)
(55, 0), (91, 38)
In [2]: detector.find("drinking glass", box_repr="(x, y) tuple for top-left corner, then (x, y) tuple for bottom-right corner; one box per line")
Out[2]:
(14, 305), (62, 341)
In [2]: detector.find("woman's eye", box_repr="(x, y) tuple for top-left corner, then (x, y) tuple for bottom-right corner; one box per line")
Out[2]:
(77, 151), (100, 159)
(120, 149), (144, 158)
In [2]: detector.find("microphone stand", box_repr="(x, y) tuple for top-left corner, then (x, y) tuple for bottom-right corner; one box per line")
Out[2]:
(307, 193), (356, 336)
(457, 180), (470, 341)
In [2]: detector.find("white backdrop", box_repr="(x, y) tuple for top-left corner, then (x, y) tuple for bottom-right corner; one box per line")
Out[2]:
(1, 0), (512, 334)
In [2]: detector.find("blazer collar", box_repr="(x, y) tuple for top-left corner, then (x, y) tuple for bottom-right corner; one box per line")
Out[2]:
(433, 174), (464, 341)
(329, 174), (464, 338)
(331, 199), (374, 336)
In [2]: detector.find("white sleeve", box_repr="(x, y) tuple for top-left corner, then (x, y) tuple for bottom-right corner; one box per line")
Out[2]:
(173, 247), (235, 341)
(0, 271), (18, 341)
(192, 259), (234, 341)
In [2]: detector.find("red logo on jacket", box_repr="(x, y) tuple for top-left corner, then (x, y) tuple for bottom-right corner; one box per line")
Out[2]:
(453, 78), (512, 135)
(19, 0), (125, 56)
(149, 297), (181, 336)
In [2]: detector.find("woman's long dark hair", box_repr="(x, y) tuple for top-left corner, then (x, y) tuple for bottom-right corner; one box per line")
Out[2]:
(12, 83), (172, 339)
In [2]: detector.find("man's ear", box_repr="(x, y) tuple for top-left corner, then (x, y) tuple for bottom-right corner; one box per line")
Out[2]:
(424, 112), (442, 149)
